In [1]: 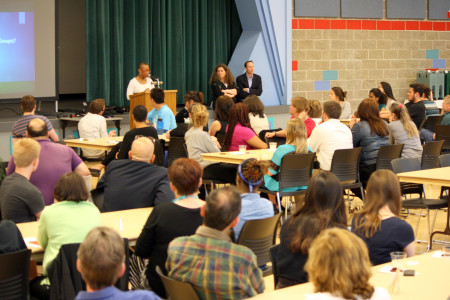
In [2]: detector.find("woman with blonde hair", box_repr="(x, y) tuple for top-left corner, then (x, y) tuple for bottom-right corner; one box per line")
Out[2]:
(388, 102), (422, 158)
(352, 169), (415, 266)
(305, 228), (391, 300)
(264, 118), (312, 192)
(209, 63), (239, 108)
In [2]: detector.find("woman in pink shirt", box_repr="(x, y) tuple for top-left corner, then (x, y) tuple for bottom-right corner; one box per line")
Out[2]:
(224, 103), (267, 151)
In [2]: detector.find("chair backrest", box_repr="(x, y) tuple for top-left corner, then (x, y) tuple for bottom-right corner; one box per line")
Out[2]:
(439, 154), (450, 167)
(419, 115), (443, 132)
(391, 157), (421, 174)
(269, 244), (280, 288)
(237, 214), (281, 266)
(168, 137), (188, 166)
(0, 249), (31, 300)
(278, 152), (315, 191)
(422, 140), (444, 170)
(376, 144), (404, 170)
(156, 266), (200, 300)
(265, 136), (286, 148)
(330, 148), (362, 183)
(435, 125), (450, 151)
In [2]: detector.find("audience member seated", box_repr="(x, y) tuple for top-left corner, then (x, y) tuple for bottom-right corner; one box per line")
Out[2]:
(234, 158), (273, 240)
(350, 99), (389, 186)
(209, 95), (234, 137)
(266, 97), (316, 139)
(307, 101), (353, 171)
(12, 95), (59, 143)
(224, 103), (268, 151)
(169, 93), (207, 138)
(135, 158), (204, 298)
(32, 173), (100, 299)
(406, 83), (426, 129)
(147, 88), (176, 131)
(421, 84), (440, 117)
(167, 186), (264, 299)
(276, 172), (347, 289)
(352, 170), (415, 266)
(78, 98), (116, 159)
(185, 104), (237, 192)
(264, 119), (312, 194)
(308, 99), (323, 126)
(329, 87), (352, 119)
(96, 137), (173, 212)
(441, 95), (450, 125)
(175, 90), (203, 124)
(0, 219), (27, 254)
(75, 227), (160, 300)
(209, 64), (239, 108)
(305, 228), (391, 300)
(388, 103), (422, 158)
(369, 88), (387, 112)
(7, 119), (90, 205)
(379, 81), (398, 109)
(243, 95), (269, 135)
(0, 139), (44, 223)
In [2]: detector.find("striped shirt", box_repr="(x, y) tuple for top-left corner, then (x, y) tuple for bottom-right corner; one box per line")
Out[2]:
(167, 226), (264, 300)
(12, 115), (54, 138)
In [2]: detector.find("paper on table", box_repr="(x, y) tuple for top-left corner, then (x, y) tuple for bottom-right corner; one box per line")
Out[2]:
(432, 251), (450, 258)
(24, 237), (41, 248)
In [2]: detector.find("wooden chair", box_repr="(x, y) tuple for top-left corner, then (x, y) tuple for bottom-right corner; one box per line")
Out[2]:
(0, 249), (31, 300)
(156, 266), (200, 300)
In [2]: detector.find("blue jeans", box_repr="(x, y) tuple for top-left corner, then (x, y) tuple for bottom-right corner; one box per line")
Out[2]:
(420, 128), (434, 142)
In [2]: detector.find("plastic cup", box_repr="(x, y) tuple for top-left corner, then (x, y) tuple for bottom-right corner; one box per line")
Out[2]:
(239, 145), (247, 154)
(269, 142), (277, 151)
(390, 251), (406, 270)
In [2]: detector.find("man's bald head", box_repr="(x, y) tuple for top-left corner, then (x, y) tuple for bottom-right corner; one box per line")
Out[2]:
(129, 137), (155, 163)
(27, 118), (48, 139)
(204, 186), (241, 230)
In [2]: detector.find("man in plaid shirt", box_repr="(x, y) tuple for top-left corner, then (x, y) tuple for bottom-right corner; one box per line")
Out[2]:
(166, 186), (264, 299)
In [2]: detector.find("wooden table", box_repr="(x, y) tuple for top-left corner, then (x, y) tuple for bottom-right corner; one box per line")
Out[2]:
(64, 136), (124, 151)
(250, 251), (450, 299)
(201, 149), (274, 164)
(59, 116), (123, 138)
(17, 207), (152, 260)
(397, 167), (450, 249)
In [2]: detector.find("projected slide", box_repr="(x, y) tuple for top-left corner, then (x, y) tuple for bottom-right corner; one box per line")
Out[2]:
(0, 12), (35, 93)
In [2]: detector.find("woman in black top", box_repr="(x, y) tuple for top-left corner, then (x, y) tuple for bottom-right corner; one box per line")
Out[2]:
(209, 64), (239, 108)
(134, 158), (204, 298)
(209, 95), (235, 140)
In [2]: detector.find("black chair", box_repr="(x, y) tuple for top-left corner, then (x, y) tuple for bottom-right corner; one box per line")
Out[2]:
(259, 152), (315, 222)
(329, 148), (365, 205)
(391, 157), (447, 244)
(435, 125), (450, 152)
(376, 144), (404, 170)
(418, 115), (443, 133)
(167, 137), (188, 166)
(269, 244), (280, 288)
(265, 136), (286, 148)
(421, 140), (444, 170)
(0, 249), (31, 300)
(156, 266), (200, 300)
(237, 214), (281, 276)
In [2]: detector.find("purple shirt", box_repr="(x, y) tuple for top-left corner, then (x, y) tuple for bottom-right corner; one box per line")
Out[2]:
(7, 140), (83, 205)
(227, 123), (256, 151)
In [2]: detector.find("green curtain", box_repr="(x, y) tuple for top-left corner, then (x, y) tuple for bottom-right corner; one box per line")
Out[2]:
(86, 0), (242, 106)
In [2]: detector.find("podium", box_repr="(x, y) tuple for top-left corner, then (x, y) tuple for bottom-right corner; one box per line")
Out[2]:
(129, 90), (178, 130)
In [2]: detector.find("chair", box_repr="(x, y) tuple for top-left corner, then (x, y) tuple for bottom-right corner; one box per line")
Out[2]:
(259, 152), (315, 222)
(421, 140), (444, 170)
(167, 137), (188, 166)
(435, 125), (450, 152)
(391, 158), (448, 244)
(0, 249), (31, 300)
(329, 148), (365, 204)
(418, 115), (442, 133)
(269, 244), (280, 288)
(156, 266), (200, 300)
(376, 144), (404, 170)
(237, 214), (281, 275)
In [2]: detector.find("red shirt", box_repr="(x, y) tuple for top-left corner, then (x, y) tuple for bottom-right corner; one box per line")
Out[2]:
(304, 118), (316, 138)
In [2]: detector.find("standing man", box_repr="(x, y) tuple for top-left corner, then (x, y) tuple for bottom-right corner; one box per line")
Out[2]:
(406, 83), (426, 129)
(236, 60), (262, 102)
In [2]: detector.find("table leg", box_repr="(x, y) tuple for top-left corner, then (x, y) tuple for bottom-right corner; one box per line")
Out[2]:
(429, 193), (450, 250)
(114, 120), (121, 136)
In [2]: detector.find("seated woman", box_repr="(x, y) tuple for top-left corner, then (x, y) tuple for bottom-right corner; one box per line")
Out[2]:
(388, 103), (422, 158)
(350, 98), (389, 186)
(174, 91), (203, 124)
(305, 228), (391, 300)
(234, 158), (274, 240)
(369, 88), (388, 112)
(329, 87), (352, 119)
(276, 172), (347, 289)
(243, 95), (269, 136)
(135, 158), (204, 298)
(209, 95), (235, 138)
(265, 97), (316, 138)
(224, 103), (267, 151)
(264, 118), (312, 193)
(33, 172), (100, 298)
(169, 92), (207, 138)
(308, 99), (323, 126)
(380, 81), (397, 109)
(352, 169), (415, 266)
(185, 103), (237, 188)
(209, 64), (239, 108)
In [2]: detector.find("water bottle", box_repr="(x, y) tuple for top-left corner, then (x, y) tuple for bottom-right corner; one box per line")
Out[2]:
(157, 119), (164, 135)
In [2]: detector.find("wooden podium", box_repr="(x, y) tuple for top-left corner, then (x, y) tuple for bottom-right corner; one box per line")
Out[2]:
(129, 90), (178, 130)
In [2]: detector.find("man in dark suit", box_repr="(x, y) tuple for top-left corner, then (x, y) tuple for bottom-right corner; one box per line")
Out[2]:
(236, 60), (262, 102)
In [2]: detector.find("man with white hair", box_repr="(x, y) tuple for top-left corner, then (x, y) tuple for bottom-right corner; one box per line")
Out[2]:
(96, 137), (173, 212)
